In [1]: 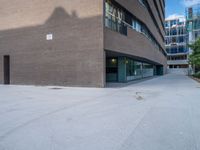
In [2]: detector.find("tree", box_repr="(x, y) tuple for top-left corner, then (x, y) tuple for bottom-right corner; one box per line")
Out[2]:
(189, 38), (200, 72)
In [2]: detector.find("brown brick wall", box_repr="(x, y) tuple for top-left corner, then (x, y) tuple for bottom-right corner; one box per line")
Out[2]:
(104, 28), (166, 67)
(0, 0), (105, 87)
(0, 0), (167, 87)
(148, 0), (165, 37)
(115, 0), (165, 50)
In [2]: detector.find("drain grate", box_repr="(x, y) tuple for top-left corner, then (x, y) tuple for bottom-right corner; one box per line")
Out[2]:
(49, 87), (62, 90)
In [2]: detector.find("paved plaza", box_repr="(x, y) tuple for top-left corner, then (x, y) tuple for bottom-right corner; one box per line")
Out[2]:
(0, 74), (200, 150)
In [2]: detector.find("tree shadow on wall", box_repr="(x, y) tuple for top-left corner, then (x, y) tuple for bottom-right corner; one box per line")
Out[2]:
(0, 7), (103, 86)
(0, 7), (102, 42)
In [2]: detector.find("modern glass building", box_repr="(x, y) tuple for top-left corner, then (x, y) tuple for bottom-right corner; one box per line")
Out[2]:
(186, 4), (200, 44)
(186, 4), (200, 73)
(165, 16), (189, 74)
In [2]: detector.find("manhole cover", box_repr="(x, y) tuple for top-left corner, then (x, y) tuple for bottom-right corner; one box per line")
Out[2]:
(50, 87), (62, 90)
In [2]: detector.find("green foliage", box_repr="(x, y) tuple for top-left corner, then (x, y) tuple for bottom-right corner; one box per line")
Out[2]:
(193, 72), (200, 78)
(189, 38), (200, 68)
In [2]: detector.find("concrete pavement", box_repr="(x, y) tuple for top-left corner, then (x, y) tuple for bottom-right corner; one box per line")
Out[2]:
(0, 74), (200, 150)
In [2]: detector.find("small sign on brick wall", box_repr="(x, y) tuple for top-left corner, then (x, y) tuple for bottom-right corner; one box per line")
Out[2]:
(46, 34), (53, 40)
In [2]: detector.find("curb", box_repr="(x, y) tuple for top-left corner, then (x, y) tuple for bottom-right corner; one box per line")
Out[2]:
(190, 76), (200, 83)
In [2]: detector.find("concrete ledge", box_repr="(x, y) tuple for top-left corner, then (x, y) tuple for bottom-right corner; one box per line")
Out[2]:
(190, 76), (200, 83)
(106, 76), (160, 88)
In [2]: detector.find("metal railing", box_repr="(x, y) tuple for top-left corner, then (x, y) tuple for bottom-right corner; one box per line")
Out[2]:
(105, 11), (167, 57)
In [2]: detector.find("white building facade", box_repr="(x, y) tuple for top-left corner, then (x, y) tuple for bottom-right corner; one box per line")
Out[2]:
(165, 16), (189, 75)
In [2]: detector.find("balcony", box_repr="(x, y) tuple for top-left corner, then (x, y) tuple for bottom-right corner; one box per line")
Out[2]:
(165, 43), (187, 47)
(167, 60), (188, 65)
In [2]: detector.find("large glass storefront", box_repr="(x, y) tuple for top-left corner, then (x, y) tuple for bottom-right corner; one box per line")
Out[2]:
(106, 57), (160, 82)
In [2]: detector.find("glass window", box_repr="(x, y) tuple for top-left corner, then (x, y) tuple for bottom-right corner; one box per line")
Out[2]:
(166, 48), (170, 53)
(165, 29), (170, 36)
(142, 63), (154, 78)
(105, 0), (127, 35)
(132, 19), (137, 30)
(170, 29), (177, 35)
(126, 58), (135, 77)
(136, 21), (141, 32)
(135, 61), (142, 78)
(106, 58), (118, 82)
(171, 47), (178, 53)
(179, 36), (184, 43)
(178, 46), (184, 53)
(126, 59), (143, 81)
(165, 21), (169, 28)
(170, 20), (177, 27)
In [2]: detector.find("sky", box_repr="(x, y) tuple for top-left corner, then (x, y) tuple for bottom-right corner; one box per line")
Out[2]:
(166, 0), (200, 18)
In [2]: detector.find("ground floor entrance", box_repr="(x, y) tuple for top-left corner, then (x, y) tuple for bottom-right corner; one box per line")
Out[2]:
(3, 55), (10, 84)
(106, 52), (164, 83)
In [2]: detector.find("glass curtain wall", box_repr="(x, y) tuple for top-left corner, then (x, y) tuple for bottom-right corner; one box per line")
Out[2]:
(106, 57), (156, 82)
(126, 58), (154, 81)
(142, 63), (154, 78)
(105, 0), (127, 35)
